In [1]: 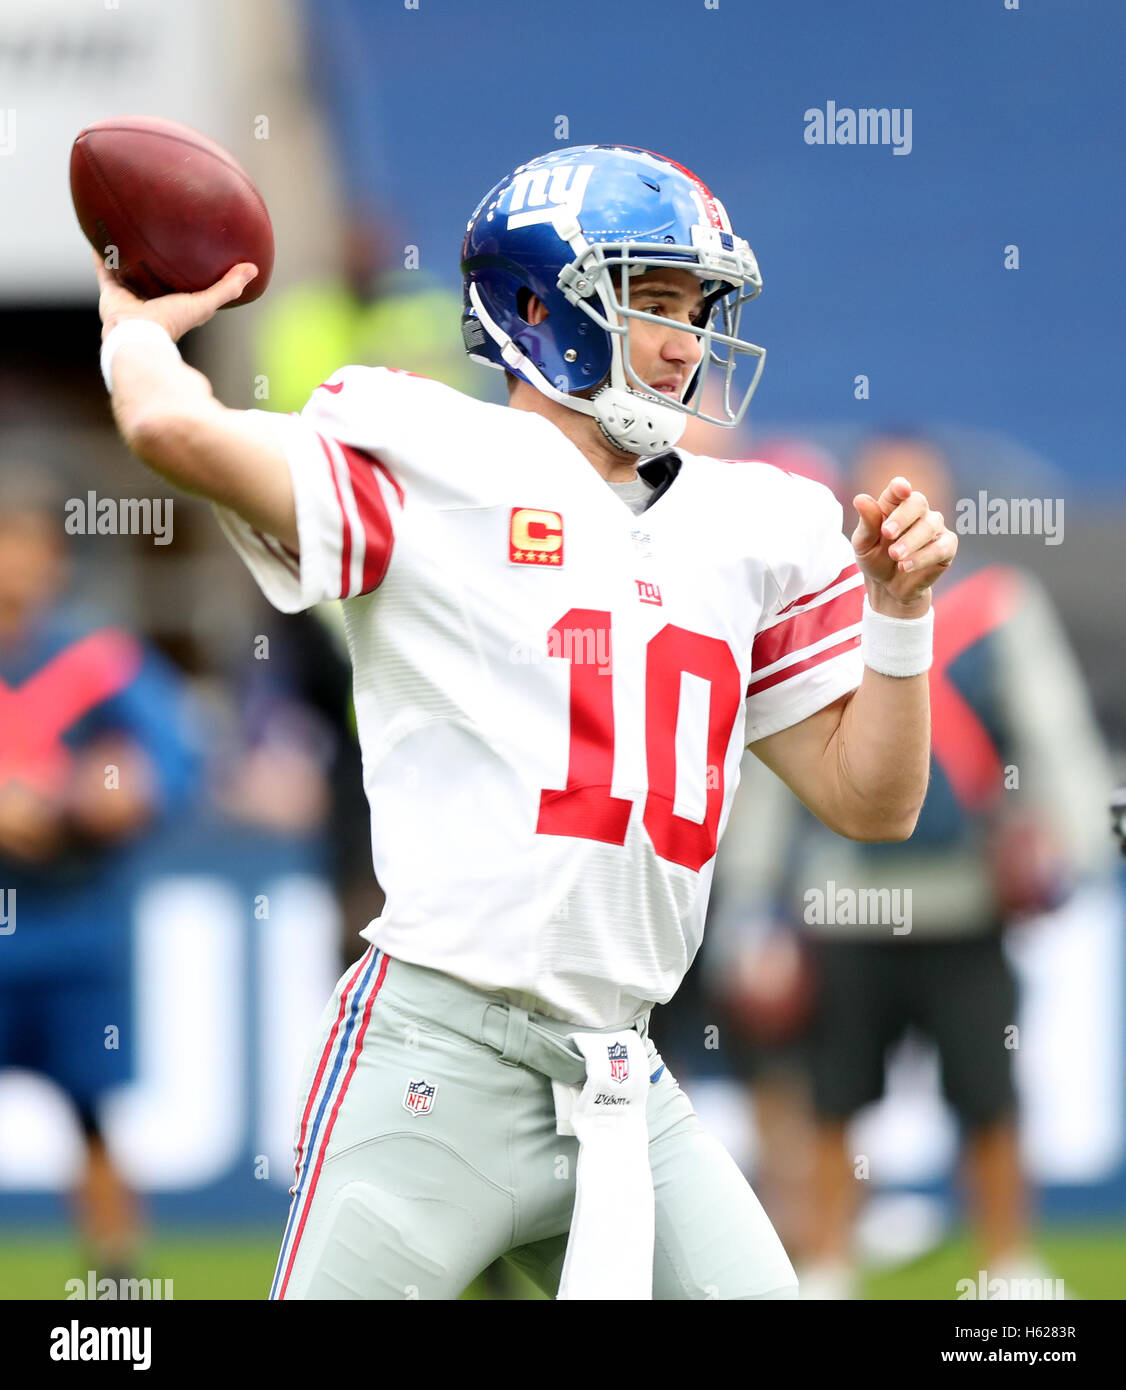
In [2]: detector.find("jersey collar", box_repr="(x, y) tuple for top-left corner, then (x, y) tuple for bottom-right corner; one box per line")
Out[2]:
(636, 449), (682, 507)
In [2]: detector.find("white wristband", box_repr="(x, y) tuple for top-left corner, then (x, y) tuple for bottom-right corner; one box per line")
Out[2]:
(860, 594), (934, 676)
(100, 319), (181, 394)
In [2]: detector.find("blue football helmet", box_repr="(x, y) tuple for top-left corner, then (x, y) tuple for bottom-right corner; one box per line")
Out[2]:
(460, 144), (765, 454)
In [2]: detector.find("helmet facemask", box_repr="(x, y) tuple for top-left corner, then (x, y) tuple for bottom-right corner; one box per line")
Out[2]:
(552, 216), (767, 454)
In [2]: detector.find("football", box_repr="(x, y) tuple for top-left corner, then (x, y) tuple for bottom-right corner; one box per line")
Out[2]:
(70, 114), (274, 308)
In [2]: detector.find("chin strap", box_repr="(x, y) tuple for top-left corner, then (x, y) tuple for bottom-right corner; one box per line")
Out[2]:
(588, 383), (687, 454)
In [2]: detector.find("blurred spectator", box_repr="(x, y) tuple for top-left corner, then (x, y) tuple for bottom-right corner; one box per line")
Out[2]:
(0, 465), (198, 1278)
(259, 3), (511, 413)
(214, 603), (381, 964)
(255, 208), (496, 414)
(701, 432), (1116, 1296)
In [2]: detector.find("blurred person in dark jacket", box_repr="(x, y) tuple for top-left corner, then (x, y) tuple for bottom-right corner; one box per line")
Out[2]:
(0, 467), (197, 1278)
(703, 433), (1114, 1297)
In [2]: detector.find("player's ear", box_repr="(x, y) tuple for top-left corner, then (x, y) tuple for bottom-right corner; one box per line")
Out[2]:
(517, 288), (548, 326)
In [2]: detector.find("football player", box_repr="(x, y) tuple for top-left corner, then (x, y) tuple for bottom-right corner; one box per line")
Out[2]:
(94, 144), (956, 1299)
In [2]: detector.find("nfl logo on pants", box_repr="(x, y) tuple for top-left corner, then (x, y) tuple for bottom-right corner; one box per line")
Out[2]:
(608, 1043), (629, 1083)
(403, 1079), (436, 1115)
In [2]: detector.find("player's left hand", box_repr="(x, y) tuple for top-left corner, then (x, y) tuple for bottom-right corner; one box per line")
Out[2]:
(851, 475), (957, 613)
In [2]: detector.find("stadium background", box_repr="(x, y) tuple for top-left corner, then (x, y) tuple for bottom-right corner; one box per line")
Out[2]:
(0, 0), (1123, 1299)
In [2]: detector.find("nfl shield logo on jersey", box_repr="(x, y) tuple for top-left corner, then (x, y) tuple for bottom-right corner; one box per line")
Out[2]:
(403, 1079), (437, 1116)
(608, 1042), (629, 1083)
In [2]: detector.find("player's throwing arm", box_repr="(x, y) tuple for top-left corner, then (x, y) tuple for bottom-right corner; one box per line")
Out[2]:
(94, 252), (297, 550)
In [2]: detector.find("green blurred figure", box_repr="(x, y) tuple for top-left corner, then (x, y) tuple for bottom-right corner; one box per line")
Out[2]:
(256, 213), (500, 413)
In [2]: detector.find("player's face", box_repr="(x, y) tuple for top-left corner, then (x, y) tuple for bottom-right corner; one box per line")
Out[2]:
(619, 267), (707, 402)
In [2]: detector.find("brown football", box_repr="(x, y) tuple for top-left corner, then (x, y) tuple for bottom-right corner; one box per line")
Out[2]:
(70, 114), (274, 308)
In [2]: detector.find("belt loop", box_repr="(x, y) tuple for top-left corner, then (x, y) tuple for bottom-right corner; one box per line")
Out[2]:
(500, 1005), (529, 1066)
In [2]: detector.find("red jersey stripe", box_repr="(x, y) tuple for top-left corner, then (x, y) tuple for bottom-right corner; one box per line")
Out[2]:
(316, 433), (353, 598)
(775, 562), (860, 617)
(370, 454), (404, 508)
(253, 529), (300, 580)
(752, 586), (863, 673)
(747, 632), (861, 698)
(339, 443), (396, 594)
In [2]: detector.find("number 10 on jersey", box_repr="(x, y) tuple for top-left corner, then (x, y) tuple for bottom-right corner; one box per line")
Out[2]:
(535, 608), (743, 873)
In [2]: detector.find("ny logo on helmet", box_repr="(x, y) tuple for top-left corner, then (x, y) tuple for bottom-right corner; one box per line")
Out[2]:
(507, 164), (594, 231)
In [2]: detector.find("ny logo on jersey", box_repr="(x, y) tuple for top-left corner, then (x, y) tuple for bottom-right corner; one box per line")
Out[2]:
(608, 1043), (629, 1083)
(403, 1079), (437, 1116)
(506, 164), (594, 231)
(510, 508), (564, 566)
(635, 579), (662, 606)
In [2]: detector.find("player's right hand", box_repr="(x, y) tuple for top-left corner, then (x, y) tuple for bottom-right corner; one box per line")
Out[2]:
(92, 249), (258, 345)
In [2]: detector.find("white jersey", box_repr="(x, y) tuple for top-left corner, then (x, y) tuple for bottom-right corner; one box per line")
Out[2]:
(215, 367), (864, 1026)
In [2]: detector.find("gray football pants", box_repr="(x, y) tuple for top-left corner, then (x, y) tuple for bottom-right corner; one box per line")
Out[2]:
(270, 946), (799, 1300)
